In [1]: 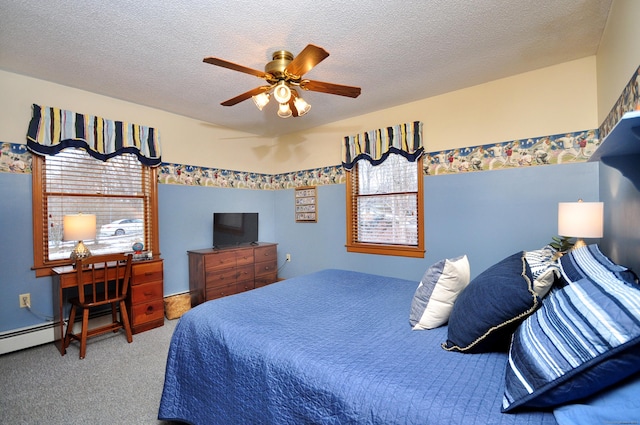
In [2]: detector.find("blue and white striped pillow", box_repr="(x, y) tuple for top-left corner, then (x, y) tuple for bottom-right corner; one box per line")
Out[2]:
(502, 245), (640, 412)
(524, 245), (560, 298)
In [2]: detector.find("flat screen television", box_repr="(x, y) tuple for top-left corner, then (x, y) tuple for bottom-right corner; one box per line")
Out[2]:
(213, 212), (258, 248)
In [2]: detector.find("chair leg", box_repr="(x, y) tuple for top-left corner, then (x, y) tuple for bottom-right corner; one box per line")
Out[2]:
(63, 304), (77, 356)
(119, 300), (133, 343)
(79, 308), (90, 359)
(111, 303), (118, 333)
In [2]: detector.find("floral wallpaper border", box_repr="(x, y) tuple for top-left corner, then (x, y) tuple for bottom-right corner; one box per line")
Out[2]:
(0, 143), (31, 174)
(423, 128), (598, 176)
(156, 162), (347, 190)
(2, 65), (638, 187)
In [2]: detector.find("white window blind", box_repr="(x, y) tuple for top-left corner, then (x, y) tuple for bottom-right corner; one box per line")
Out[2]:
(350, 153), (419, 246)
(42, 148), (153, 261)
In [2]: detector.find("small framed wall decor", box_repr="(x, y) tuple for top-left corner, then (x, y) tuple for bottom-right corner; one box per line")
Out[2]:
(295, 186), (317, 222)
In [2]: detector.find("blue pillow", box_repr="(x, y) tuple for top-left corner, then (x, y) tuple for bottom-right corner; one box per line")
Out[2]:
(442, 251), (540, 353)
(502, 245), (640, 412)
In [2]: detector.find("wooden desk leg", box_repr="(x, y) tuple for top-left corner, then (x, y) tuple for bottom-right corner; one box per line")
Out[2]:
(51, 275), (65, 355)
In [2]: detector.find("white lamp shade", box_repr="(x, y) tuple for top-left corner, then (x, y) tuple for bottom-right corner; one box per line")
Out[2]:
(273, 82), (291, 103)
(293, 96), (311, 116)
(558, 202), (603, 238)
(277, 102), (292, 118)
(252, 92), (270, 110)
(63, 214), (96, 241)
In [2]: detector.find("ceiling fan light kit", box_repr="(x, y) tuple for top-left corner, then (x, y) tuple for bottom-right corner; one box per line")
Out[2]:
(273, 81), (292, 103)
(293, 93), (311, 116)
(204, 44), (361, 119)
(252, 92), (270, 111)
(277, 102), (293, 118)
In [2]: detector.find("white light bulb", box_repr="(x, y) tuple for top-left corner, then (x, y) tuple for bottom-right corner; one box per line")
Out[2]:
(273, 82), (291, 103)
(277, 102), (292, 118)
(293, 96), (311, 116)
(252, 92), (270, 111)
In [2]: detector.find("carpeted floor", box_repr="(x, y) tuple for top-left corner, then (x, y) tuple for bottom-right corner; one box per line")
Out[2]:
(0, 317), (181, 425)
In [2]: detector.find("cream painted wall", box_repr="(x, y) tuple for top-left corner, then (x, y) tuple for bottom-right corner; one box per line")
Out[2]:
(596, 0), (640, 121)
(1, 56), (598, 175)
(0, 70), (274, 172)
(273, 57), (598, 173)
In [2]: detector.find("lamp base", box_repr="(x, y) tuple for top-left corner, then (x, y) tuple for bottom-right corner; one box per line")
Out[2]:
(70, 240), (92, 265)
(571, 238), (587, 250)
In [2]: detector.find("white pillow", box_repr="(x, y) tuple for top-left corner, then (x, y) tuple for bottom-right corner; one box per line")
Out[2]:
(409, 255), (470, 330)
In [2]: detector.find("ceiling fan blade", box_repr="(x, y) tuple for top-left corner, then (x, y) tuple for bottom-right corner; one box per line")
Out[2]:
(288, 97), (299, 117)
(285, 44), (329, 78)
(300, 80), (361, 98)
(203, 57), (267, 79)
(221, 86), (271, 106)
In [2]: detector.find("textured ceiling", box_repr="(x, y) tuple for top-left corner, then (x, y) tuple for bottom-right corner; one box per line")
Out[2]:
(0, 0), (613, 137)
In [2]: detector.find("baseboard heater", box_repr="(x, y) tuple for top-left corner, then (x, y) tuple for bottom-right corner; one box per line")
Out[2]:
(0, 310), (113, 355)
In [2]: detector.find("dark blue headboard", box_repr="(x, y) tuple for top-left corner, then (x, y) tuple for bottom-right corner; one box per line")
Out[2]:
(591, 112), (640, 274)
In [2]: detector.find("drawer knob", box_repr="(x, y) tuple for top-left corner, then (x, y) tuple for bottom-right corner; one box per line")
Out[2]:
(145, 306), (155, 315)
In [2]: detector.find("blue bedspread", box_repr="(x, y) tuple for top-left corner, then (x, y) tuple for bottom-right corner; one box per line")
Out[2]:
(159, 269), (556, 424)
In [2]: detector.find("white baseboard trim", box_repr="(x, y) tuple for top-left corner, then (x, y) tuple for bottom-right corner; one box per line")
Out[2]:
(0, 322), (57, 355)
(0, 313), (114, 355)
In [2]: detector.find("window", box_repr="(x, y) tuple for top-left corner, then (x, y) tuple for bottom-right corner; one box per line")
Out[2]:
(346, 153), (424, 257)
(32, 148), (159, 276)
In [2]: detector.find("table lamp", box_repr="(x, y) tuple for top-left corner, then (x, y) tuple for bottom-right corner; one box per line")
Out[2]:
(558, 200), (603, 250)
(63, 213), (96, 263)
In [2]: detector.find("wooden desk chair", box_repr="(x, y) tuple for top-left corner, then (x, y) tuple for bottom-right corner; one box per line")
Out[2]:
(63, 253), (134, 359)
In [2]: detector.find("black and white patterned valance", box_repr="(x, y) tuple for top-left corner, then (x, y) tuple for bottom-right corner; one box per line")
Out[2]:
(26, 104), (161, 167)
(342, 121), (423, 170)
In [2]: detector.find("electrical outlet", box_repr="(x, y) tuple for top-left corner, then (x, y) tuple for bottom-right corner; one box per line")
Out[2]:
(19, 293), (30, 308)
(286, 253), (291, 262)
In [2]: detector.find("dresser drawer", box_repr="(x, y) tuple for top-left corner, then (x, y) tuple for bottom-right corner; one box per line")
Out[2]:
(206, 268), (240, 286)
(255, 273), (277, 288)
(129, 281), (163, 305)
(254, 245), (277, 262)
(255, 259), (277, 277)
(132, 261), (163, 285)
(236, 264), (255, 282)
(206, 281), (244, 300)
(130, 298), (164, 326)
(205, 251), (237, 270)
(236, 250), (255, 266)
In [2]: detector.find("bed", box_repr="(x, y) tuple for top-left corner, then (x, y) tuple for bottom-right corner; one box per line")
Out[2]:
(159, 266), (561, 424)
(159, 244), (640, 425)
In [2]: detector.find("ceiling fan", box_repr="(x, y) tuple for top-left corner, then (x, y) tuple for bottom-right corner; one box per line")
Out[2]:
(203, 44), (361, 118)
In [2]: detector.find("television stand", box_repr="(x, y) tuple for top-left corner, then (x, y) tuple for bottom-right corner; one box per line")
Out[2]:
(188, 242), (278, 306)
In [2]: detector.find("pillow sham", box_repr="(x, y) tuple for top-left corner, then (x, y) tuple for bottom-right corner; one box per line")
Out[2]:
(524, 245), (560, 298)
(442, 251), (539, 353)
(502, 245), (640, 412)
(409, 255), (470, 330)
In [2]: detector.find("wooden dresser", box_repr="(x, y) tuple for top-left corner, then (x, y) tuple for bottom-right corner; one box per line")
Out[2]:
(188, 243), (278, 305)
(127, 258), (165, 334)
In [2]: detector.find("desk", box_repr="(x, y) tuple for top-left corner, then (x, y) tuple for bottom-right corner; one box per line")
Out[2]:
(52, 258), (164, 355)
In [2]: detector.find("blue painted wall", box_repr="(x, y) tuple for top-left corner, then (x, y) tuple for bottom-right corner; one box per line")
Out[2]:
(158, 184), (278, 296)
(0, 161), (599, 333)
(274, 161), (600, 282)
